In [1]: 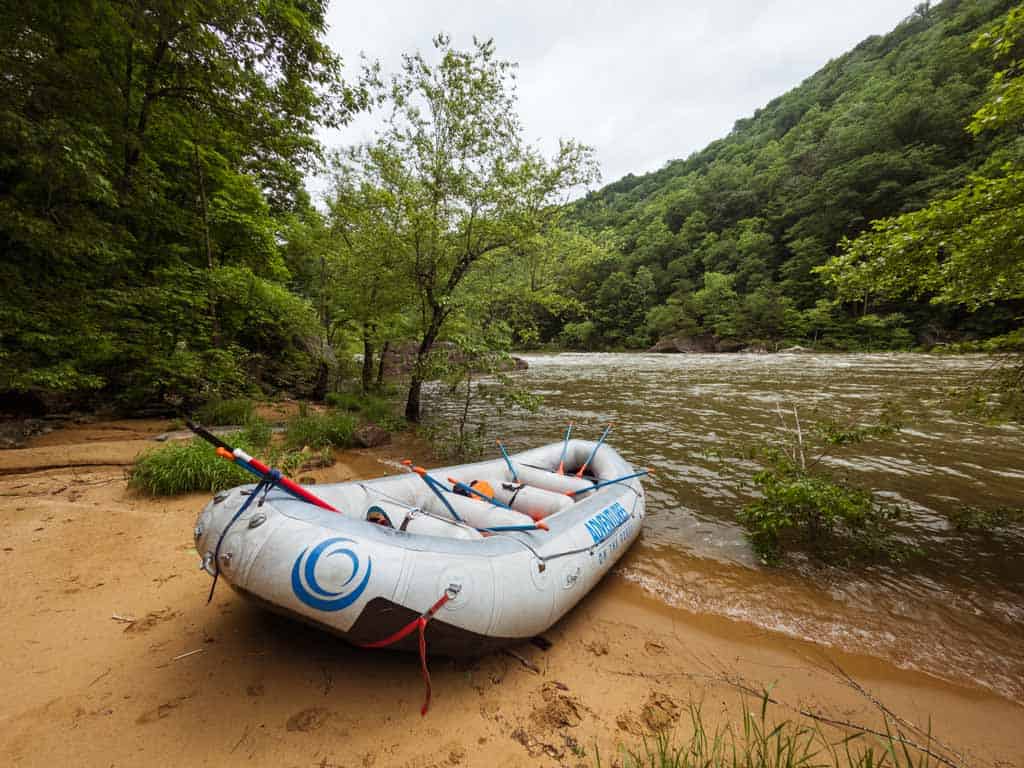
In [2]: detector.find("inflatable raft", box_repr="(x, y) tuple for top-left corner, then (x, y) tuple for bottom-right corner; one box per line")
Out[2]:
(193, 435), (646, 657)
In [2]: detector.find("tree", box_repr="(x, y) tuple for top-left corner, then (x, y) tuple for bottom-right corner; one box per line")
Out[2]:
(693, 272), (740, 339)
(347, 36), (598, 421)
(326, 156), (416, 393)
(820, 6), (1024, 310)
(0, 0), (363, 408)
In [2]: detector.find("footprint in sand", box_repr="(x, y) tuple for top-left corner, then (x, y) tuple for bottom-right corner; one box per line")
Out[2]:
(286, 707), (330, 732)
(136, 693), (193, 724)
(123, 608), (177, 634)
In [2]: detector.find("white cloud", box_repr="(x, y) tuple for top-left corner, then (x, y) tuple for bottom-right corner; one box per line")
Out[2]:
(313, 0), (917, 200)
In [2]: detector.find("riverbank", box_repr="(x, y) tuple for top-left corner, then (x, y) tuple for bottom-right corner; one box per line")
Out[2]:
(1, 417), (1022, 767)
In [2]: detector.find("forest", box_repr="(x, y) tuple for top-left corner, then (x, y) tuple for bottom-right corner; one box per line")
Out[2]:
(560, 0), (1023, 352)
(1, 0), (1021, 419)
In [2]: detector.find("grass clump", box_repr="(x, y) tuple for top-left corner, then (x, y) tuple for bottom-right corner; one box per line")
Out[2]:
(284, 409), (357, 450)
(324, 391), (406, 431)
(130, 420), (303, 496)
(601, 697), (946, 768)
(193, 397), (255, 426)
(324, 391), (362, 411)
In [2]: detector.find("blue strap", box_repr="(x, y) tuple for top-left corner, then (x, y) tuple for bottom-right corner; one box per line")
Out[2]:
(206, 475), (273, 604)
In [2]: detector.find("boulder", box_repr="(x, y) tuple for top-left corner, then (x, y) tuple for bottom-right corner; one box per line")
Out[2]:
(647, 335), (719, 353)
(780, 345), (812, 354)
(352, 423), (391, 449)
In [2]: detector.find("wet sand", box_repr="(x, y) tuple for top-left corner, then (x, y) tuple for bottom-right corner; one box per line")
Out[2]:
(1, 419), (1022, 767)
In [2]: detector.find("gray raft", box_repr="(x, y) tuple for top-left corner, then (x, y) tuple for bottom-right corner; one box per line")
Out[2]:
(194, 439), (645, 654)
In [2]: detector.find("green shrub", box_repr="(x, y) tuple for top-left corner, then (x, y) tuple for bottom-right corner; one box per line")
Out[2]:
(325, 391), (362, 411)
(324, 391), (406, 431)
(129, 419), (302, 496)
(284, 410), (356, 449)
(130, 438), (253, 495)
(736, 404), (910, 565)
(194, 397), (255, 426)
(737, 456), (908, 565)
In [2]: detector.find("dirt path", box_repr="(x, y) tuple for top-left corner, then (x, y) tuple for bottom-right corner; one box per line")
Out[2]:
(1, 420), (1021, 767)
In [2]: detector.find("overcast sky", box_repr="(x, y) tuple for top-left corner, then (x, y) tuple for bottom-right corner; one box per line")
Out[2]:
(315, 0), (918, 199)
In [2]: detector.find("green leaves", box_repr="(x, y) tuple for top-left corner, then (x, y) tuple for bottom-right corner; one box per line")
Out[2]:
(0, 0), (353, 408)
(329, 35), (597, 419)
(821, 6), (1024, 313)
(563, 0), (1022, 352)
(738, 408), (910, 566)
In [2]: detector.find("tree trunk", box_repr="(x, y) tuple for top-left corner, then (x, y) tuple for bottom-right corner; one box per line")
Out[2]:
(361, 331), (375, 395)
(405, 314), (443, 422)
(376, 340), (390, 389)
(312, 360), (329, 401)
(193, 142), (219, 347)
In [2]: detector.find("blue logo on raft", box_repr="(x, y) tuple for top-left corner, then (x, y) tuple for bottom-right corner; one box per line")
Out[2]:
(291, 537), (372, 612)
(584, 501), (630, 544)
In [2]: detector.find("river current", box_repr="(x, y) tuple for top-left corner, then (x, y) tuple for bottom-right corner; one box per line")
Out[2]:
(425, 352), (1024, 703)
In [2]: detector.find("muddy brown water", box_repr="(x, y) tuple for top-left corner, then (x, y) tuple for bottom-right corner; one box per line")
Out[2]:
(425, 352), (1024, 704)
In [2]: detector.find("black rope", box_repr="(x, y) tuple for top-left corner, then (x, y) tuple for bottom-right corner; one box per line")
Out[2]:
(206, 470), (281, 604)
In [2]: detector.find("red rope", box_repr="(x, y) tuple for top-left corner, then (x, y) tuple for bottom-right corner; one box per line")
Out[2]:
(358, 591), (452, 715)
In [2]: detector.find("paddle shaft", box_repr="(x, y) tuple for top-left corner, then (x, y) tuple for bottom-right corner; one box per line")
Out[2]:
(187, 421), (339, 513)
(447, 477), (511, 509)
(576, 424), (612, 478)
(496, 441), (519, 482)
(569, 469), (650, 497)
(557, 422), (574, 475)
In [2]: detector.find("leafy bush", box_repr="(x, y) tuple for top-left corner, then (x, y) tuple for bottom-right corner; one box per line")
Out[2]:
(949, 504), (1024, 532)
(284, 410), (357, 449)
(129, 420), (302, 496)
(737, 404), (910, 565)
(194, 397), (255, 426)
(325, 391), (362, 411)
(738, 454), (907, 565)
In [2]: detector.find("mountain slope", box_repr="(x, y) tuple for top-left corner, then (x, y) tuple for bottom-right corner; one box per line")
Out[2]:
(563, 0), (1023, 349)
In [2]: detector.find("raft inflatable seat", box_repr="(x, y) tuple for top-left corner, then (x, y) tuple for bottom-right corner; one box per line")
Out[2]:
(419, 490), (537, 530)
(492, 482), (573, 519)
(365, 500), (484, 540)
(510, 462), (595, 495)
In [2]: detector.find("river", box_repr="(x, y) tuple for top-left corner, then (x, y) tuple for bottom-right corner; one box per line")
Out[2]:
(426, 352), (1024, 704)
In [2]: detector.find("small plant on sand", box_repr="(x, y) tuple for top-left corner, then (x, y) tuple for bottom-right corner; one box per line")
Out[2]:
(130, 419), (303, 495)
(420, 341), (541, 461)
(737, 403), (912, 565)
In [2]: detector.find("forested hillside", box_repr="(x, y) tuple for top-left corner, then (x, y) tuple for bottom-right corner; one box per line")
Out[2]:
(558, 0), (1023, 351)
(2, 0), (1021, 418)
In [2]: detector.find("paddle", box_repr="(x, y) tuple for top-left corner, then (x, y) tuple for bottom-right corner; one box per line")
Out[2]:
(576, 424), (612, 478)
(566, 468), (652, 498)
(403, 462), (548, 532)
(403, 460), (463, 522)
(187, 421), (340, 512)
(495, 440), (519, 482)
(447, 477), (512, 509)
(557, 422), (574, 475)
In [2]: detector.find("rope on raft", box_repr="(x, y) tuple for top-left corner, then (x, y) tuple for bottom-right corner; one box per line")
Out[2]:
(206, 469), (282, 604)
(358, 585), (461, 715)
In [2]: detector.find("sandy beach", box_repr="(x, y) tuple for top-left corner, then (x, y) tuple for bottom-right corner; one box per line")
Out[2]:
(1, 418), (1022, 768)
